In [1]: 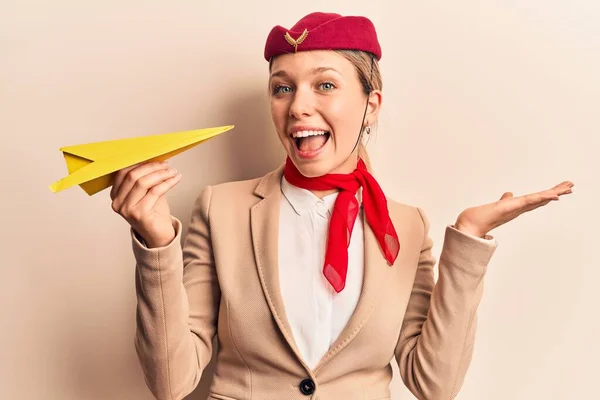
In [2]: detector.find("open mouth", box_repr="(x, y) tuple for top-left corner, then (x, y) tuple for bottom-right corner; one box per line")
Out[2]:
(291, 130), (331, 153)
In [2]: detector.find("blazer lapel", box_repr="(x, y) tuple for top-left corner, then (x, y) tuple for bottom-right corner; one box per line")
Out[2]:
(250, 163), (312, 371)
(251, 164), (396, 374)
(313, 208), (390, 373)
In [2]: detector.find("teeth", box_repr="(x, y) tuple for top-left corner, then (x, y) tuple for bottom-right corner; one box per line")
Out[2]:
(291, 130), (327, 138)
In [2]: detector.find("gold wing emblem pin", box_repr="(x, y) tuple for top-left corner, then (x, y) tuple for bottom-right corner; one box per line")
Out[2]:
(284, 29), (309, 52)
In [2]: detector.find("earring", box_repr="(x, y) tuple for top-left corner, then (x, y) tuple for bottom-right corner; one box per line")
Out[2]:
(361, 125), (371, 146)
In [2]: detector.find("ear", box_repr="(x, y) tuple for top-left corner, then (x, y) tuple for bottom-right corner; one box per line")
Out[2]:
(365, 89), (383, 126)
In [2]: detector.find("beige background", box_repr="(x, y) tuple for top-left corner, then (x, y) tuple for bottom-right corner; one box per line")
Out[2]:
(1, 1), (599, 399)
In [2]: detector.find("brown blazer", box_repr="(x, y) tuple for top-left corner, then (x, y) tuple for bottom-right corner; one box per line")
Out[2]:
(131, 163), (498, 400)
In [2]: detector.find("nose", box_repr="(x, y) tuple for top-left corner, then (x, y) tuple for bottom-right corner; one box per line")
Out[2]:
(288, 87), (315, 119)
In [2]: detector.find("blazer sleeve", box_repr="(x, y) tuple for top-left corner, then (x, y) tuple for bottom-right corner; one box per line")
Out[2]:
(395, 206), (498, 400)
(131, 186), (220, 400)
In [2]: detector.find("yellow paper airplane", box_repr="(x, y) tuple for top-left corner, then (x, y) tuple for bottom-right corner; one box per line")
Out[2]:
(50, 125), (234, 195)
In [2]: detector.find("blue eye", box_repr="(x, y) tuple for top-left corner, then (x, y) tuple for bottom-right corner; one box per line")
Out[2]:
(272, 85), (292, 95)
(320, 82), (336, 91)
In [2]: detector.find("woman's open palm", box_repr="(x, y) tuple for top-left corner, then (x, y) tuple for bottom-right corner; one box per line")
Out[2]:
(456, 181), (574, 237)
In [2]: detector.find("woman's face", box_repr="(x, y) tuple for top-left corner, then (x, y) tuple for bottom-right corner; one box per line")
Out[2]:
(269, 50), (381, 177)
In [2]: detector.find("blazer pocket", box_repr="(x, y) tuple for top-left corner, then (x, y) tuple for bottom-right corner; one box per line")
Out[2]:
(208, 393), (238, 400)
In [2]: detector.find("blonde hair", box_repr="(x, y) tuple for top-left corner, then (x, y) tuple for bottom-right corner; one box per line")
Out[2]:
(334, 50), (381, 173)
(269, 50), (382, 173)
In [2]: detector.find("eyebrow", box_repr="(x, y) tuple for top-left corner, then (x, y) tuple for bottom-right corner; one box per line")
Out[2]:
(269, 67), (342, 79)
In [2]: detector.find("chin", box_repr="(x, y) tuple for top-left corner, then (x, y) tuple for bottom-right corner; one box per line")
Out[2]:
(297, 164), (328, 178)
(288, 154), (335, 178)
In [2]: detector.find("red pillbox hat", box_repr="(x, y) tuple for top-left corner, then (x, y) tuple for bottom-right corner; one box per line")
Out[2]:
(264, 12), (382, 61)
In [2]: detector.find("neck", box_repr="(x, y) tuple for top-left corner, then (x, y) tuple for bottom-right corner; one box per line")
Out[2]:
(331, 154), (360, 175)
(310, 156), (359, 198)
(283, 154), (365, 199)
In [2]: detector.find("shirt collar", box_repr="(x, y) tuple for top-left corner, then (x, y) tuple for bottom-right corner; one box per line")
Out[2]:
(280, 175), (363, 216)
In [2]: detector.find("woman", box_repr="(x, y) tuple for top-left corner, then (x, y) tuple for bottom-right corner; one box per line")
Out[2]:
(110, 12), (573, 400)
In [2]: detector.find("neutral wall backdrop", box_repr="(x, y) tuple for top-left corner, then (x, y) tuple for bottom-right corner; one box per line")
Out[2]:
(2, 1), (599, 399)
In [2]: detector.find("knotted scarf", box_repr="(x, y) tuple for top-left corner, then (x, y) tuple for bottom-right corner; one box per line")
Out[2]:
(283, 157), (400, 292)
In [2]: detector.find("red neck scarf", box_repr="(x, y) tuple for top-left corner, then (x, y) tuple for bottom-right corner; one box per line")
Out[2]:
(283, 157), (400, 293)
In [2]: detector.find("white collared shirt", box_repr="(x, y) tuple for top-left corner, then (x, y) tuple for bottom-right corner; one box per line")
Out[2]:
(278, 176), (365, 370)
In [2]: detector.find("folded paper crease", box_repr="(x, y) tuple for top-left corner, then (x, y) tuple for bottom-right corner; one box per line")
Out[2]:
(50, 125), (234, 195)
